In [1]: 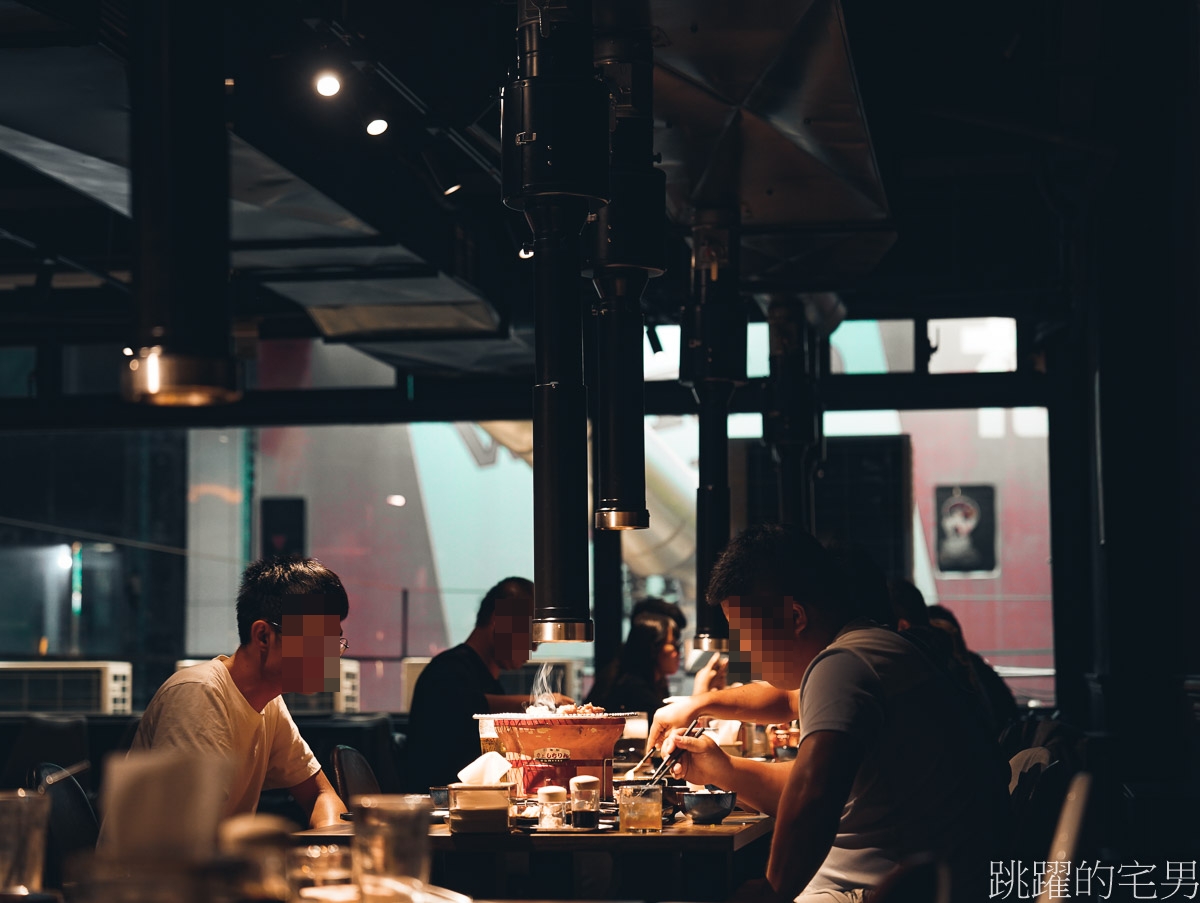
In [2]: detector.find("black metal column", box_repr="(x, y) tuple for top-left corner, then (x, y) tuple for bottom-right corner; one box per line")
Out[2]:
(502, 0), (610, 643)
(681, 211), (746, 649)
(124, 0), (238, 405)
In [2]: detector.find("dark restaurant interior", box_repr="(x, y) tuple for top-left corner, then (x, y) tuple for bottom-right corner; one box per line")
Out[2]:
(0, 0), (1197, 900)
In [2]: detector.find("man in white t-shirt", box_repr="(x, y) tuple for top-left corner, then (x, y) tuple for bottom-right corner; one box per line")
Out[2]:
(127, 557), (350, 828)
(649, 525), (1009, 903)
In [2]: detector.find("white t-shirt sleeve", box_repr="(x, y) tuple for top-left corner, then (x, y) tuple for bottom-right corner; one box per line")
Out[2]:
(263, 700), (321, 791)
(798, 648), (886, 745)
(137, 683), (234, 757)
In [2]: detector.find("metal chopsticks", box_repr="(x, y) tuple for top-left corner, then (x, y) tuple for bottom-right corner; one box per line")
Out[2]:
(634, 718), (702, 795)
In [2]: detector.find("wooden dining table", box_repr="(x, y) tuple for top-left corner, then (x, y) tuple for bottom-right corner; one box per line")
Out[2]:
(295, 812), (774, 901)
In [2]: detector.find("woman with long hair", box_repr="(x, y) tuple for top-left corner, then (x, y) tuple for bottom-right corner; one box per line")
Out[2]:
(586, 612), (681, 716)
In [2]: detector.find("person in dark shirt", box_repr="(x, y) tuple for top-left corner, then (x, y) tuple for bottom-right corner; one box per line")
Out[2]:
(585, 612), (680, 716)
(926, 603), (1020, 736)
(405, 577), (571, 790)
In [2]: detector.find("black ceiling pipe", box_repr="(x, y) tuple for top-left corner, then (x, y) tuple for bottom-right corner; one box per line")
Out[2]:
(763, 296), (824, 530)
(588, 0), (665, 534)
(122, 0), (239, 406)
(681, 210), (746, 651)
(502, 0), (610, 643)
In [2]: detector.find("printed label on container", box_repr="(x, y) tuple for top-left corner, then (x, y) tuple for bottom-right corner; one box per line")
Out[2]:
(533, 747), (571, 762)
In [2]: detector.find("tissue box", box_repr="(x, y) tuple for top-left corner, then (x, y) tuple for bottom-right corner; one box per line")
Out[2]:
(447, 783), (512, 834)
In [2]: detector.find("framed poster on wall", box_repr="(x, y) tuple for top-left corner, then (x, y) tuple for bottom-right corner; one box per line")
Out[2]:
(935, 485), (997, 576)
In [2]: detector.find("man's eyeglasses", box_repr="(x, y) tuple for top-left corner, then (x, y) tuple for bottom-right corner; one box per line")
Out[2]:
(268, 621), (349, 655)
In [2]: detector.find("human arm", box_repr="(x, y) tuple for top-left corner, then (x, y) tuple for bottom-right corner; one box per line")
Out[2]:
(692, 652), (729, 696)
(766, 730), (862, 899)
(648, 681), (798, 751)
(663, 730), (795, 815)
(289, 770), (347, 828)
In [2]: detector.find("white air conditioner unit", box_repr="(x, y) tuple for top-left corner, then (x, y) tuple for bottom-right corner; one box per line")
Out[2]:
(176, 658), (361, 714)
(0, 661), (132, 714)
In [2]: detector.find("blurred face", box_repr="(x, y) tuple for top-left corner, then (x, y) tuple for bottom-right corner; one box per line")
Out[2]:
(493, 587), (533, 671)
(722, 593), (806, 689)
(276, 595), (347, 694)
(656, 625), (681, 678)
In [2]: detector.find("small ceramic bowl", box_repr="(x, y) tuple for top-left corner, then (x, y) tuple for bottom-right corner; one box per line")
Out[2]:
(682, 790), (737, 825)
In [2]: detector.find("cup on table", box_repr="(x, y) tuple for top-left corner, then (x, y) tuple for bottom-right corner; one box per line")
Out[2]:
(0, 789), (51, 894)
(286, 844), (355, 901)
(352, 795), (432, 902)
(617, 784), (662, 834)
(568, 775), (600, 830)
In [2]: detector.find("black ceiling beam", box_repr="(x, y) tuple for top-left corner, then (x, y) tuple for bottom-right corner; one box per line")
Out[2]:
(237, 262), (439, 282)
(0, 371), (1049, 431)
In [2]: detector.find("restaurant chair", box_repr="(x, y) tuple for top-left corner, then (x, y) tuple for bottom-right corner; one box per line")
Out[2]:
(29, 762), (99, 892)
(0, 715), (90, 791)
(331, 744), (381, 803)
(1008, 746), (1071, 862)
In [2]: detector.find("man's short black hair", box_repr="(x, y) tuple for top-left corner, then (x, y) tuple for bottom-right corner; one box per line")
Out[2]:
(475, 577), (534, 629)
(236, 557), (349, 645)
(706, 524), (851, 627)
(889, 578), (931, 627)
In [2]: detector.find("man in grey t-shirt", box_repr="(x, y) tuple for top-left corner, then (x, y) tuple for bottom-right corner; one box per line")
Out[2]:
(650, 525), (1009, 903)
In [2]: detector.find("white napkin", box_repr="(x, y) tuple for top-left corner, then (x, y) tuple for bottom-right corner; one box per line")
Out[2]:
(455, 751), (511, 785)
(707, 718), (742, 746)
(96, 749), (232, 864)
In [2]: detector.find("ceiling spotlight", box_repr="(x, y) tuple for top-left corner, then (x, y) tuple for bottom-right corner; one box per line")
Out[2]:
(122, 346), (134, 356)
(518, 245), (535, 260)
(315, 73), (341, 97)
(366, 119), (388, 136)
(385, 494), (407, 507)
(443, 183), (462, 196)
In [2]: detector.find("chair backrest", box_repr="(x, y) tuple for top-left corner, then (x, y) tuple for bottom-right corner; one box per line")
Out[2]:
(331, 744), (380, 803)
(1008, 747), (1071, 863)
(30, 762), (99, 891)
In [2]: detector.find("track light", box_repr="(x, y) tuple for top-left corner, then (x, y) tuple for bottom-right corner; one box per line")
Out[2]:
(518, 244), (535, 260)
(366, 118), (388, 136)
(315, 72), (341, 97)
(442, 182), (462, 196)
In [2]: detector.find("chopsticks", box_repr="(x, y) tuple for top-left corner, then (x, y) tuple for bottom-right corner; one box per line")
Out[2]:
(635, 718), (702, 795)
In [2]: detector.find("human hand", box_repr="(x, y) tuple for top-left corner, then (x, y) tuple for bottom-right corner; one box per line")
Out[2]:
(692, 652), (729, 695)
(661, 728), (732, 788)
(647, 696), (701, 753)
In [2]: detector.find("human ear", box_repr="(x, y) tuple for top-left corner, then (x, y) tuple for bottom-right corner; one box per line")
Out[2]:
(791, 602), (807, 637)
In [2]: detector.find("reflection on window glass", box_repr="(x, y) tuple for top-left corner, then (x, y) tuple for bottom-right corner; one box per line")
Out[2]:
(927, 317), (1017, 374)
(0, 347), (34, 397)
(829, 321), (915, 374)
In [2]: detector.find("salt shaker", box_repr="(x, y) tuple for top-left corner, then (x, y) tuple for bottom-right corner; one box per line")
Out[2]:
(536, 785), (568, 829)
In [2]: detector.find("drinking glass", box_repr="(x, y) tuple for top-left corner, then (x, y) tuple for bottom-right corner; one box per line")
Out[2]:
(0, 789), (51, 893)
(352, 795), (432, 902)
(617, 784), (662, 834)
(286, 844), (355, 901)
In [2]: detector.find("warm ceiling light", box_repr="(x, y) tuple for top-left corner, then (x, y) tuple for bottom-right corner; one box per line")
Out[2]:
(315, 73), (341, 97)
(442, 183), (462, 196)
(385, 494), (407, 507)
(122, 346), (134, 356)
(366, 119), (388, 136)
(518, 247), (535, 260)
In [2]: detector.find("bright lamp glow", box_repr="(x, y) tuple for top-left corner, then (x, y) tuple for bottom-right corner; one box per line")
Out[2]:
(366, 119), (388, 136)
(385, 495), (407, 508)
(518, 247), (535, 260)
(443, 183), (462, 196)
(57, 547), (73, 571)
(315, 73), (341, 97)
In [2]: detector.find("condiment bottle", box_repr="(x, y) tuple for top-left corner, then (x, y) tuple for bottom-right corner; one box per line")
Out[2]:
(568, 775), (600, 829)
(536, 785), (568, 829)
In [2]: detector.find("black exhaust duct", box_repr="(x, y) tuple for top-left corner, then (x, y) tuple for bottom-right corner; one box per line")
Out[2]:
(681, 210), (746, 651)
(123, 0), (239, 405)
(588, 0), (665, 534)
(763, 296), (825, 530)
(503, 0), (610, 643)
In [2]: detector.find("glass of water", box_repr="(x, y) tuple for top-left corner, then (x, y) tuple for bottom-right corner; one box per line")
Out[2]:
(352, 795), (433, 903)
(286, 844), (354, 901)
